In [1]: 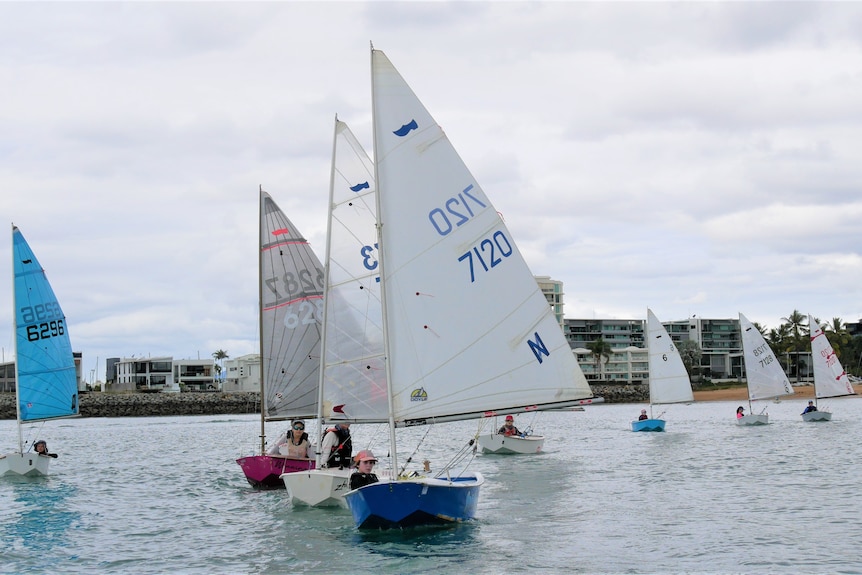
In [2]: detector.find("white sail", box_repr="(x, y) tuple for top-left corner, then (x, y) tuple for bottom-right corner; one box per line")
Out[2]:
(646, 309), (693, 405)
(809, 314), (856, 399)
(259, 191), (323, 420)
(739, 313), (794, 401)
(319, 119), (388, 422)
(371, 49), (592, 426)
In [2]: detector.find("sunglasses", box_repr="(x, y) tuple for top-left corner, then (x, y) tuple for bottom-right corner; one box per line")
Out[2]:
(293, 424), (305, 430)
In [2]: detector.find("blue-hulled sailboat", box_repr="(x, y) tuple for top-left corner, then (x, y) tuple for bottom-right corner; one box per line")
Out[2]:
(342, 48), (594, 529)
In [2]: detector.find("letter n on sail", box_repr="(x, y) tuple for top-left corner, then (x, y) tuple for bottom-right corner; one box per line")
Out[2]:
(527, 332), (549, 364)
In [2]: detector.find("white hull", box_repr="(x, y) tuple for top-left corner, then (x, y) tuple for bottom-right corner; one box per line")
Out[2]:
(802, 410), (832, 422)
(737, 414), (768, 426)
(281, 468), (351, 507)
(0, 452), (52, 477)
(477, 434), (544, 454)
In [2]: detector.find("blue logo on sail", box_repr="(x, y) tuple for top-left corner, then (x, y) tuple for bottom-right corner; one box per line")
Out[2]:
(393, 119), (418, 137)
(350, 181), (370, 192)
(410, 387), (428, 402)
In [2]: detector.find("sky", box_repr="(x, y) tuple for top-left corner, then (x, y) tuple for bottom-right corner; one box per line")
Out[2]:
(2, 2), (861, 382)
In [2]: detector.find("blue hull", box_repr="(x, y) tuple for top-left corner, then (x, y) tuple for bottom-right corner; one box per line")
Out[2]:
(344, 473), (483, 529)
(632, 418), (666, 432)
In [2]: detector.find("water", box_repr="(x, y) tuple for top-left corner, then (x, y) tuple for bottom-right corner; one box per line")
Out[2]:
(3, 398), (862, 574)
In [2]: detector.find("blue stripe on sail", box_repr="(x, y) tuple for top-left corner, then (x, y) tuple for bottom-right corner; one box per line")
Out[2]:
(13, 228), (79, 422)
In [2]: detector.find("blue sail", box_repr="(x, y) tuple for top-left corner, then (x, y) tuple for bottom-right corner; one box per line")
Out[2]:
(13, 226), (79, 422)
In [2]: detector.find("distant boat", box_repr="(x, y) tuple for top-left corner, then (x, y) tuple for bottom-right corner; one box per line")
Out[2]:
(282, 117), (386, 507)
(803, 314), (857, 422)
(342, 48), (594, 529)
(477, 415), (545, 455)
(1, 225), (79, 477)
(235, 190), (319, 489)
(632, 309), (694, 432)
(737, 313), (794, 425)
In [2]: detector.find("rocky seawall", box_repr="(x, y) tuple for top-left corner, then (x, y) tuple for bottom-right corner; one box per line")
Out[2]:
(0, 392), (261, 419)
(0, 385), (648, 419)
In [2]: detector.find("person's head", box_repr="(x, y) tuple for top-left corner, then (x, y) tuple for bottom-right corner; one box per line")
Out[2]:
(354, 450), (377, 471)
(34, 440), (47, 453)
(291, 419), (305, 433)
(336, 422), (350, 431)
(505, 415), (514, 426)
(808, 400), (814, 405)
(641, 409), (647, 415)
(737, 406), (744, 413)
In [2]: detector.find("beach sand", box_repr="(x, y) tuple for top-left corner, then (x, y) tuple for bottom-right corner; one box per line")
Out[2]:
(692, 384), (862, 402)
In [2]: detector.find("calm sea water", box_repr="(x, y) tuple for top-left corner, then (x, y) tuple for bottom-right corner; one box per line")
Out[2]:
(2, 397), (862, 575)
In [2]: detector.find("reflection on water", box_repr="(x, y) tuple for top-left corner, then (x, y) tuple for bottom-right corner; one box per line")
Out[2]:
(1, 401), (862, 574)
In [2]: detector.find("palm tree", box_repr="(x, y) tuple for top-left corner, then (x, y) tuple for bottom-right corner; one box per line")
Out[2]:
(823, 317), (851, 359)
(677, 339), (702, 382)
(781, 310), (807, 383)
(212, 349), (229, 382)
(586, 338), (612, 382)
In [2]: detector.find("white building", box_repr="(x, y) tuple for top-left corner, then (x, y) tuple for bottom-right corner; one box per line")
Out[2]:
(223, 354), (261, 393)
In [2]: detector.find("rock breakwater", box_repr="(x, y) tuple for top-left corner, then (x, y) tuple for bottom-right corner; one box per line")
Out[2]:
(0, 392), (261, 419)
(0, 385), (648, 419)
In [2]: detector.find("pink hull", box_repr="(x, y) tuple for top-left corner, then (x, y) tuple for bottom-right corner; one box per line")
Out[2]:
(236, 455), (316, 490)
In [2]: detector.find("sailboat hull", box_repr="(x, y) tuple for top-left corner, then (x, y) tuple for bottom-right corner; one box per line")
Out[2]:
(802, 411), (832, 422)
(0, 452), (52, 477)
(344, 473), (484, 529)
(236, 455), (315, 489)
(477, 434), (544, 454)
(737, 414), (768, 426)
(282, 468), (351, 507)
(631, 418), (666, 432)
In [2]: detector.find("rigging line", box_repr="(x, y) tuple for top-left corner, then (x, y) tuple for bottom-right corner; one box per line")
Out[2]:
(399, 425), (434, 476)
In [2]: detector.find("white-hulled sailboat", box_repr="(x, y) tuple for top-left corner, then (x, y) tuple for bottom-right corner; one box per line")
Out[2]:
(1, 225), (79, 478)
(282, 118), (387, 507)
(804, 314), (857, 422)
(342, 48), (593, 529)
(631, 309), (694, 432)
(737, 312), (794, 425)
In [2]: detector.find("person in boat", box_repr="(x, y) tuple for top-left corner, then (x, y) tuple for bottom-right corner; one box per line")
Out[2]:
(349, 450), (380, 490)
(638, 409), (649, 421)
(736, 406), (745, 419)
(497, 415), (522, 437)
(33, 440), (57, 458)
(320, 422), (352, 469)
(801, 400), (818, 414)
(271, 419), (311, 458)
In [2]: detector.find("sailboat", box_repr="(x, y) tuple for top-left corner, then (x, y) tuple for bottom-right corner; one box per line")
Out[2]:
(803, 314), (856, 422)
(631, 309), (694, 432)
(737, 312), (794, 425)
(342, 48), (594, 529)
(476, 414), (544, 454)
(235, 190), (321, 489)
(1, 225), (79, 477)
(281, 117), (387, 507)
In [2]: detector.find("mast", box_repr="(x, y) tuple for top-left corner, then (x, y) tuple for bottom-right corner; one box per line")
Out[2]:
(257, 187), (266, 455)
(370, 46), (399, 476)
(314, 115), (340, 467)
(12, 224), (23, 453)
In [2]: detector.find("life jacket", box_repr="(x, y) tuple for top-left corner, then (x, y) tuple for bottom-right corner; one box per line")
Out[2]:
(325, 426), (352, 469)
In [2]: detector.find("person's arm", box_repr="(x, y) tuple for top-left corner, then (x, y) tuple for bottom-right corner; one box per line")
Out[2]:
(319, 432), (336, 466)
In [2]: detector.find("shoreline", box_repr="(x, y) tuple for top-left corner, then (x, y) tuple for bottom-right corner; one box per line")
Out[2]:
(692, 384), (862, 402)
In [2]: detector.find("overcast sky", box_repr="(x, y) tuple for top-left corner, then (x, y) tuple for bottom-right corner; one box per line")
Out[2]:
(2, 2), (861, 382)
